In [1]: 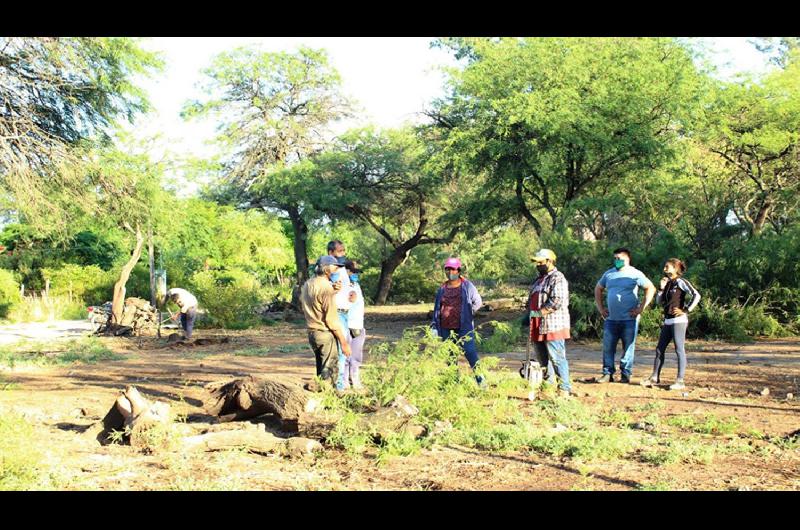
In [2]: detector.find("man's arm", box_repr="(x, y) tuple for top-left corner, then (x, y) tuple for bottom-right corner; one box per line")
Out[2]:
(630, 279), (656, 317)
(322, 294), (351, 357)
(594, 284), (609, 318)
(541, 275), (566, 314)
(331, 326), (352, 357)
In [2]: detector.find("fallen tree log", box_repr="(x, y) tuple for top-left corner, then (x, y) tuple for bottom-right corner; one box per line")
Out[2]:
(204, 375), (321, 426)
(89, 388), (322, 457)
(204, 376), (426, 443)
(478, 297), (525, 312)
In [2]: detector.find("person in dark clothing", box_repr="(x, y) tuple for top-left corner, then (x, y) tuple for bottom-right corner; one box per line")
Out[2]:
(640, 258), (702, 391)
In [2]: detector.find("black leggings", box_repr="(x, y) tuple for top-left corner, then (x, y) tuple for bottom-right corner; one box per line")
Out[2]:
(652, 322), (688, 381)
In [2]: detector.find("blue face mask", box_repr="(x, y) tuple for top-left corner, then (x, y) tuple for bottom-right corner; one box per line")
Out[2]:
(614, 259), (625, 270)
(349, 274), (359, 283)
(330, 271), (341, 283)
(447, 272), (460, 281)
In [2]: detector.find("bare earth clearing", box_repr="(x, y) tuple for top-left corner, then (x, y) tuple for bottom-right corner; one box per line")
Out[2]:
(1, 304), (799, 491)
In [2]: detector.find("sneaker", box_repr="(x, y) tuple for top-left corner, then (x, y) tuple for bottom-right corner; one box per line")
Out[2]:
(669, 380), (686, 391)
(620, 374), (631, 384)
(596, 374), (613, 384)
(640, 376), (659, 388)
(558, 389), (574, 399)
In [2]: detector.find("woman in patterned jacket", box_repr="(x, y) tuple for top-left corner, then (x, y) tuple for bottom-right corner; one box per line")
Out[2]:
(527, 249), (573, 397)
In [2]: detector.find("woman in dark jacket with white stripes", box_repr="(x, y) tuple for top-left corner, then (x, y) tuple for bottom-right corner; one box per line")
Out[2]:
(640, 258), (701, 391)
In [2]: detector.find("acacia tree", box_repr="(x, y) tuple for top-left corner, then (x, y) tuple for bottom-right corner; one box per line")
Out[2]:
(428, 37), (706, 236)
(701, 54), (800, 236)
(183, 46), (351, 304)
(315, 127), (463, 304)
(0, 37), (162, 235)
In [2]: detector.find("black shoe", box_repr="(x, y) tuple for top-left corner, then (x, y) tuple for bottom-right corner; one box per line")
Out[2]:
(596, 374), (613, 383)
(620, 375), (631, 384)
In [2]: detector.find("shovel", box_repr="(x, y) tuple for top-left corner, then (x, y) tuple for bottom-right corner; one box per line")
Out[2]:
(519, 309), (543, 400)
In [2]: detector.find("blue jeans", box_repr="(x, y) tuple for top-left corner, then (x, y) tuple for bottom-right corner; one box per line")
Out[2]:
(602, 319), (638, 377)
(336, 311), (349, 390)
(533, 339), (571, 392)
(442, 328), (483, 383)
(180, 307), (197, 339)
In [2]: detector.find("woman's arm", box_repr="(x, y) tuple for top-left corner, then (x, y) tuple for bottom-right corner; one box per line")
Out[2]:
(680, 279), (702, 312)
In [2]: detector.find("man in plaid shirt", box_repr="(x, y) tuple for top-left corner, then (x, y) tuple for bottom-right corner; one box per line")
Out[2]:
(527, 249), (573, 397)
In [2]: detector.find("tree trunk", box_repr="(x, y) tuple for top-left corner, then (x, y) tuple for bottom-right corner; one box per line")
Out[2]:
(288, 208), (310, 309)
(751, 198), (773, 236)
(374, 245), (413, 305)
(181, 427), (284, 455)
(148, 227), (156, 307)
(111, 226), (145, 325)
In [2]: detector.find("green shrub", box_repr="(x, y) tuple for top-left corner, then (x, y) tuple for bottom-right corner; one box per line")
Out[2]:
(0, 338), (121, 367)
(690, 300), (786, 342)
(41, 264), (114, 305)
(569, 292), (603, 339)
(6, 294), (87, 323)
(0, 412), (47, 490)
(477, 320), (521, 353)
(189, 268), (264, 329)
(0, 268), (21, 319)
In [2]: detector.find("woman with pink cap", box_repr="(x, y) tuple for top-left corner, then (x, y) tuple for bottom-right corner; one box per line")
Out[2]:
(431, 257), (484, 384)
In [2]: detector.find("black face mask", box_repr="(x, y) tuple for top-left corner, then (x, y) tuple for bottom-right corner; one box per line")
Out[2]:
(536, 264), (549, 275)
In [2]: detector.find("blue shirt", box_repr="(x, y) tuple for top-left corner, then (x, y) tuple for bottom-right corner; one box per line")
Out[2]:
(597, 266), (652, 321)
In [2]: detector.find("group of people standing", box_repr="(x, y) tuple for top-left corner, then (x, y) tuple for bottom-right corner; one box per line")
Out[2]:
(524, 247), (702, 396)
(299, 241), (701, 398)
(167, 237), (701, 398)
(300, 240), (367, 392)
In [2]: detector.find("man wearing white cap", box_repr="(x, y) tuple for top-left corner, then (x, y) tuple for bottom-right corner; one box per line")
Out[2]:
(527, 249), (573, 397)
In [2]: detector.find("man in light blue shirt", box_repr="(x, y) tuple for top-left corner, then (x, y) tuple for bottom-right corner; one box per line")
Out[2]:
(594, 248), (656, 383)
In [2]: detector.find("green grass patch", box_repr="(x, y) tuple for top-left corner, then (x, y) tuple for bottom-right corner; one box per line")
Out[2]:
(638, 435), (719, 465)
(232, 346), (272, 357)
(666, 414), (741, 436)
(0, 412), (60, 490)
(0, 337), (122, 368)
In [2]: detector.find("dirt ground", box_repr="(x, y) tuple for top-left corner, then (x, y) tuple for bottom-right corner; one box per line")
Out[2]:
(1, 305), (799, 491)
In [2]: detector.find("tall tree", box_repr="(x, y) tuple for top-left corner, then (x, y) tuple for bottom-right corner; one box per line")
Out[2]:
(701, 54), (800, 236)
(0, 37), (162, 235)
(183, 46), (351, 305)
(750, 37), (800, 69)
(316, 127), (462, 304)
(428, 37), (706, 235)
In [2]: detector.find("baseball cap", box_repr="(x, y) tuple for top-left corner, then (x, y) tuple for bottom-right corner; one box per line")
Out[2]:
(444, 257), (462, 269)
(317, 255), (342, 268)
(531, 249), (557, 263)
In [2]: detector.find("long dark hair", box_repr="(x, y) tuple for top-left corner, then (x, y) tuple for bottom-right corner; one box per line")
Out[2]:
(665, 258), (686, 276)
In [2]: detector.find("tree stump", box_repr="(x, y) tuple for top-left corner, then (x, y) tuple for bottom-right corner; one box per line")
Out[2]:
(96, 386), (171, 448)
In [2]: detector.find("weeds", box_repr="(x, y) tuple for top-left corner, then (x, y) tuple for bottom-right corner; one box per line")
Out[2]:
(0, 337), (122, 368)
(666, 414), (741, 436)
(0, 412), (60, 490)
(232, 346), (271, 357)
(476, 320), (521, 354)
